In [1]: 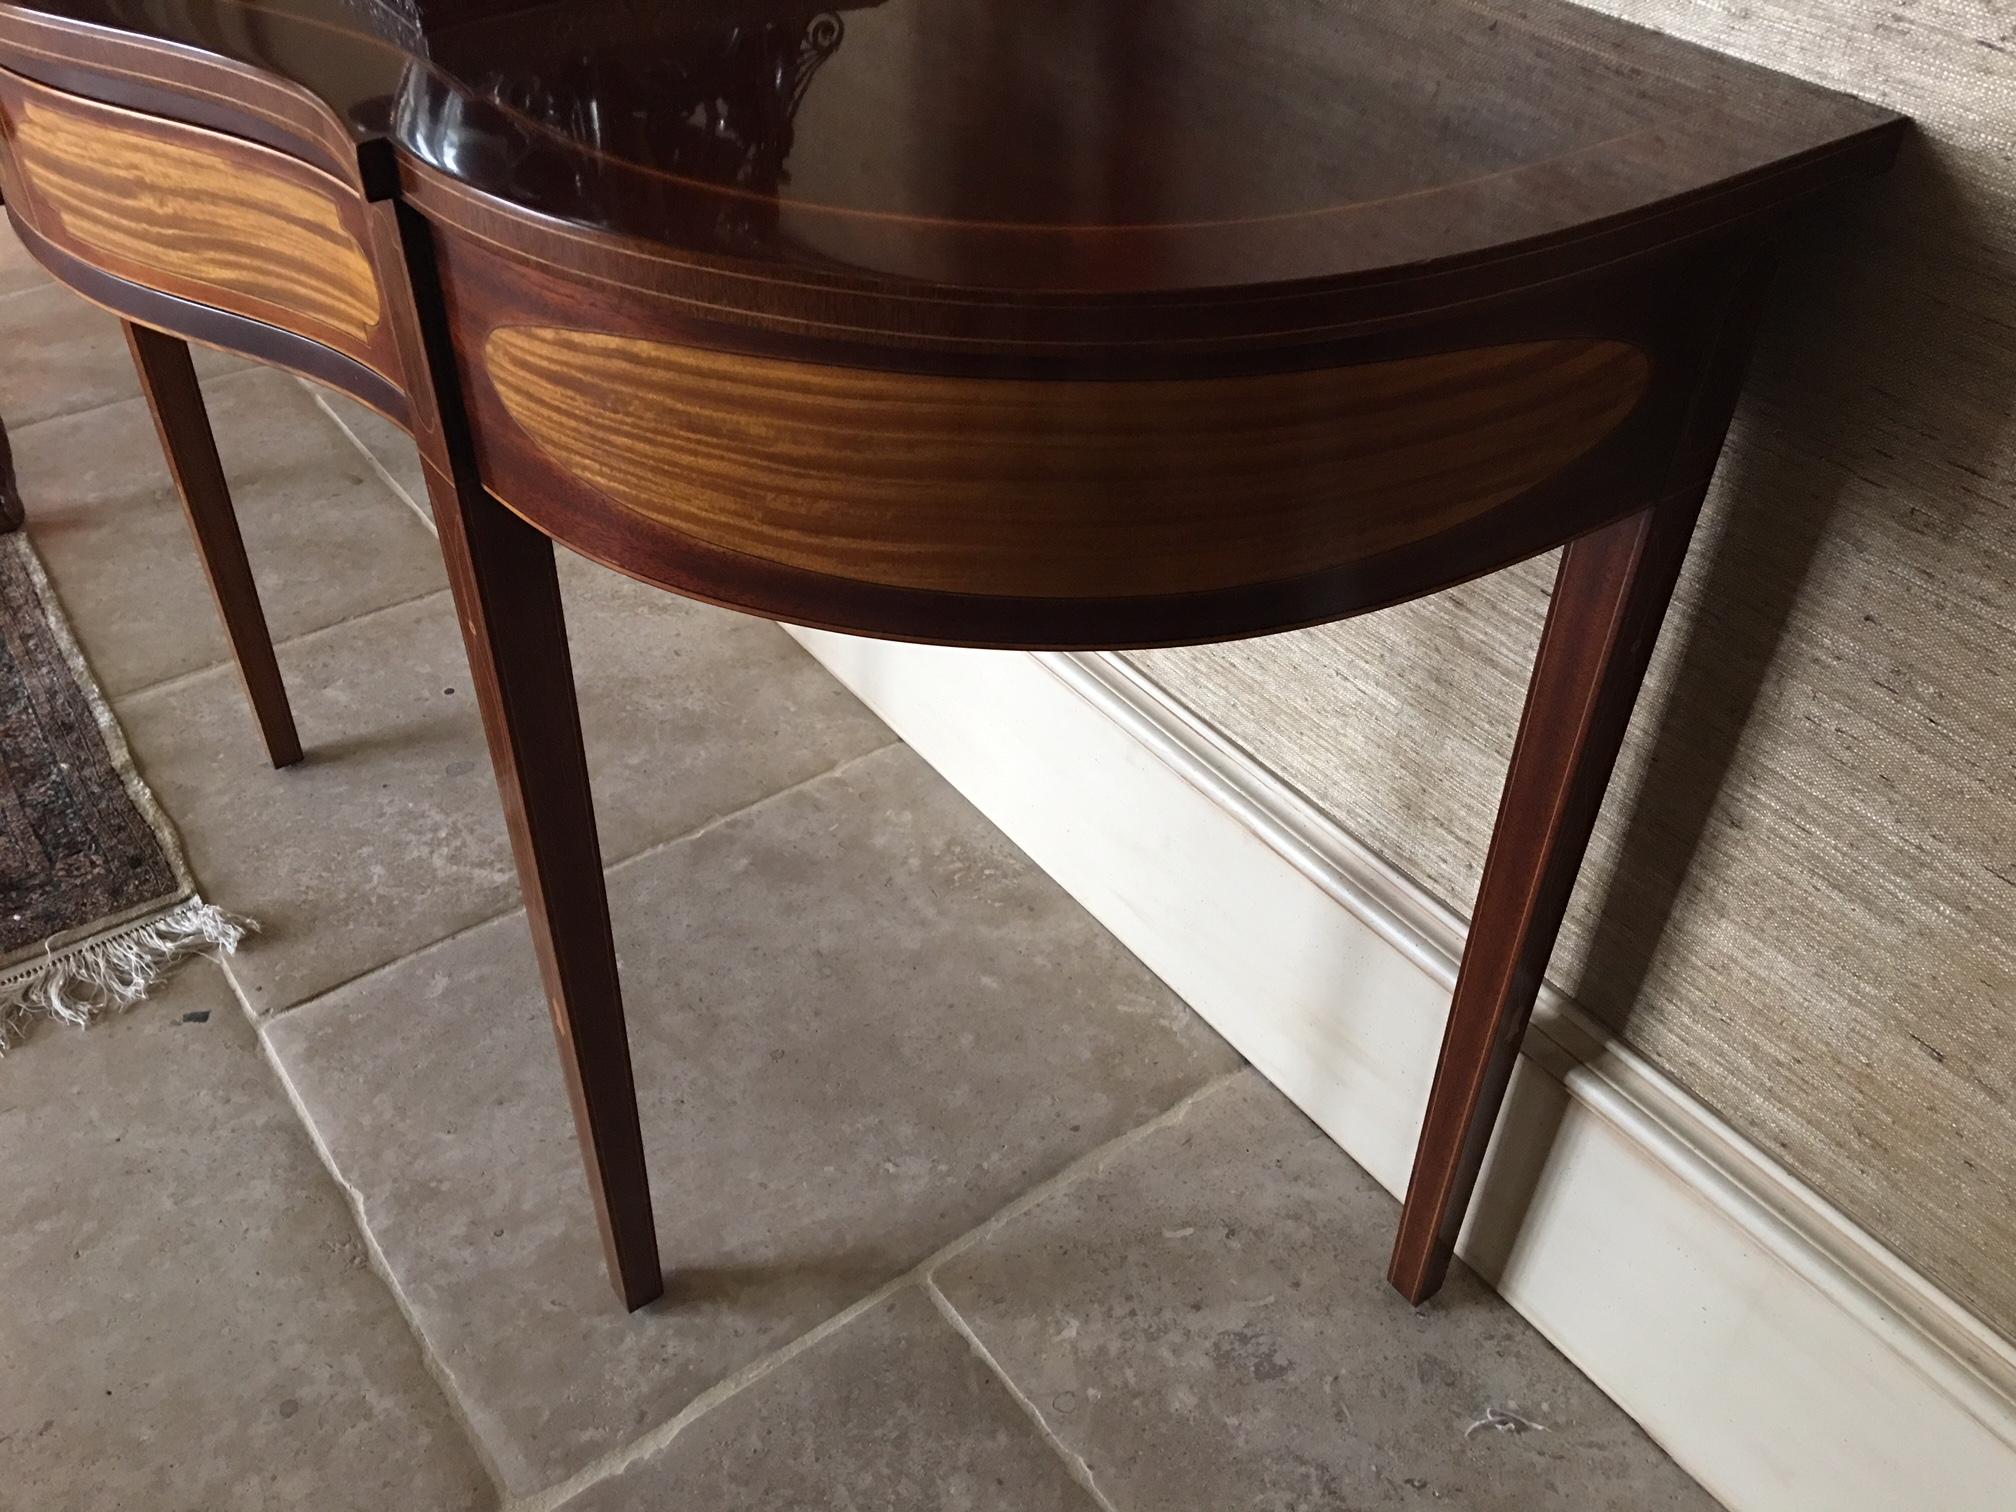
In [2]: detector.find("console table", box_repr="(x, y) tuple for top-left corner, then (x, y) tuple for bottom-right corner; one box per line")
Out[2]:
(0, 0), (1902, 1311)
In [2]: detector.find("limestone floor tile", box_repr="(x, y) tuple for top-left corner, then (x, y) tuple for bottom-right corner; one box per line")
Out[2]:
(554, 550), (895, 843)
(262, 744), (1241, 1494)
(933, 1070), (1718, 1512)
(116, 581), (891, 1015)
(0, 222), (49, 297)
(113, 593), (511, 1016)
(0, 282), (241, 429)
(0, 961), (494, 1512)
(23, 367), (446, 698)
(558, 1287), (1099, 1512)
(307, 382), (430, 518)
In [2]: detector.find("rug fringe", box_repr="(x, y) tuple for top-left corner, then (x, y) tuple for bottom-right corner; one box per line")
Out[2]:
(0, 898), (252, 1052)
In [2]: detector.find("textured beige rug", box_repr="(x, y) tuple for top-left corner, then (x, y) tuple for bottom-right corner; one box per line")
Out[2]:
(0, 531), (244, 1049)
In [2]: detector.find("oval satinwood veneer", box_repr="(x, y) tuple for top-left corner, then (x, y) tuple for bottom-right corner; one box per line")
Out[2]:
(482, 325), (1651, 600)
(0, 74), (383, 355)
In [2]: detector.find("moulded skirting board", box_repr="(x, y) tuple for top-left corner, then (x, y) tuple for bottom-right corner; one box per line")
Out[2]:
(785, 627), (2016, 1512)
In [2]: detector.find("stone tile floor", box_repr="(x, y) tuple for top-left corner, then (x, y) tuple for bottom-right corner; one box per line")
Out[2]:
(0, 227), (1718, 1510)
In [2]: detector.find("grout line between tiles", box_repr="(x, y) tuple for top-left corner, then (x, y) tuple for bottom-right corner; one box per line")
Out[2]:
(502, 1270), (919, 1512)
(501, 1068), (1247, 1512)
(15, 365), (444, 712)
(253, 735), (904, 1026)
(911, 1067), (1244, 1290)
(920, 1276), (1125, 1512)
(1, 390), (143, 437)
(5, 358), (268, 441)
(250, 1013), (517, 1505)
(213, 945), (261, 1027)
(602, 739), (904, 884)
(111, 585), (456, 708)
(304, 382), (437, 533)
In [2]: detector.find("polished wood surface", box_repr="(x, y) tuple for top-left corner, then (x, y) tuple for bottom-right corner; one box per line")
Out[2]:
(0, 0), (1902, 292)
(1390, 496), (1711, 1300)
(6, 81), (379, 337)
(8, 212), (410, 419)
(482, 326), (1649, 600)
(0, 412), (20, 533)
(0, 68), (394, 375)
(123, 321), (301, 769)
(0, 0), (1904, 1312)
(1387, 243), (1774, 1301)
(423, 196), (1769, 647)
(374, 196), (663, 1309)
(0, 175), (13, 530)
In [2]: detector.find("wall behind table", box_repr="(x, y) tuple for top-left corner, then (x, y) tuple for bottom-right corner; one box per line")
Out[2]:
(1131, 0), (2015, 1338)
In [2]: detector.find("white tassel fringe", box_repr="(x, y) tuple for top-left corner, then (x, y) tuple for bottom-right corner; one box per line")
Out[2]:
(0, 898), (251, 1052)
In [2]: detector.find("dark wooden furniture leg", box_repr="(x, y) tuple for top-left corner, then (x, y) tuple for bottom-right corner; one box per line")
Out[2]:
(0, 413), (22, 532)
(123, 321), (301, 768)
(433, 482), (663, 1311)
(1388, 491), (1707, 1304)
(0, 183), (12, 531)
(373, 203), (662, 1311)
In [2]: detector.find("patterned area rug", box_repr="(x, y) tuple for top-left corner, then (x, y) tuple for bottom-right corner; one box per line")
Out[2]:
(0, 531), (244, 1049)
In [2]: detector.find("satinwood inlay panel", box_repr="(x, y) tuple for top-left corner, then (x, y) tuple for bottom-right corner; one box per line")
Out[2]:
(482, 326), (1653, 599)
(1, 76), (382, 350)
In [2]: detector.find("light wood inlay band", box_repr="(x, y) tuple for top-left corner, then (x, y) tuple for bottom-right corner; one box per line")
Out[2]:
(484, 327), (1652, 598)
(5, 89), (380, 343)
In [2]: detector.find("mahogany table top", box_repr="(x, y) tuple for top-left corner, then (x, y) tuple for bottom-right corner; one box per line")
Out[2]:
(0, 0), (1903, 296)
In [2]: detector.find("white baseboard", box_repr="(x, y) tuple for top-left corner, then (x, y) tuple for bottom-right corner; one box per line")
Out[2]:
(787, 628), (2016, 1512)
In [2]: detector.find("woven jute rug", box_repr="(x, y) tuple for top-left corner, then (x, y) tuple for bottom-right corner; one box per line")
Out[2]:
(0, 531), (245, 1050)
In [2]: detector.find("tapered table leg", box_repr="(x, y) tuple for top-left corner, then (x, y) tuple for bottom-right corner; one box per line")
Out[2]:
(0, 187), (12, 534)
(371, 201), (662, 1311)
(123, 322), (301, 769)
(1388, 491), (1707, 1304)
(428, 472), (663, 1311)
(0, 413), (23, 533)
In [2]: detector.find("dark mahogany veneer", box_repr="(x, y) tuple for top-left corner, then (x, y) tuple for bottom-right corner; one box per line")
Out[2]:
(0, 0), (1903, 1310)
